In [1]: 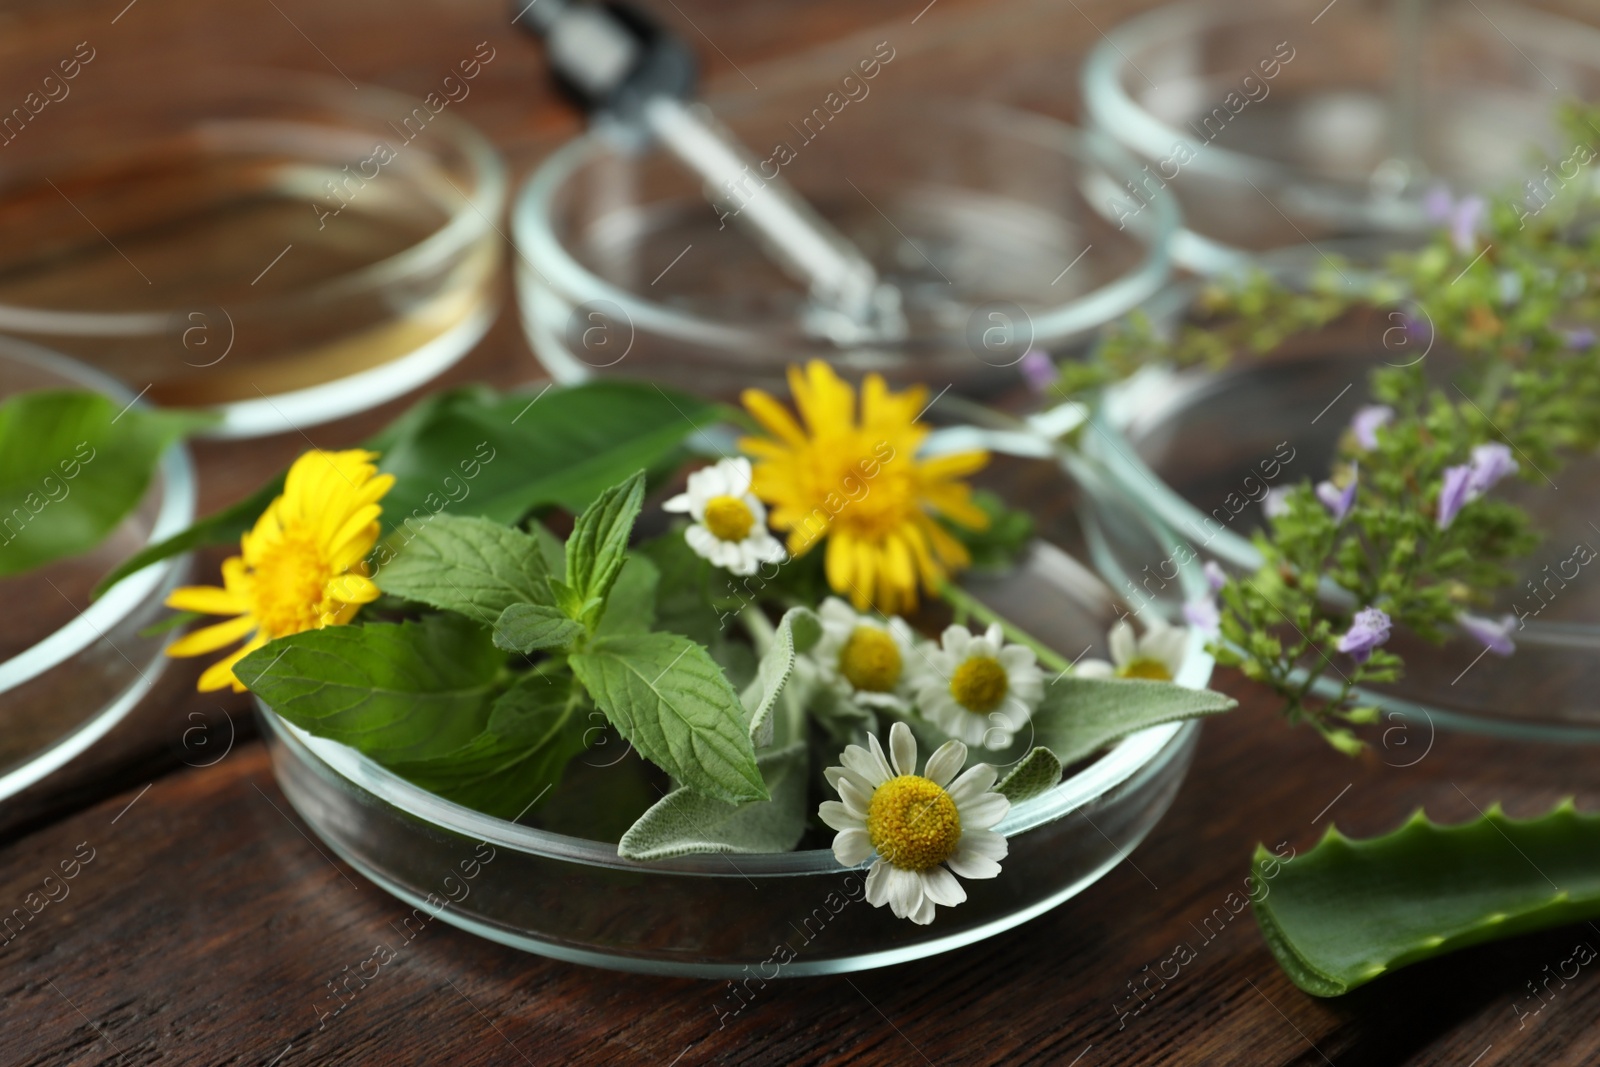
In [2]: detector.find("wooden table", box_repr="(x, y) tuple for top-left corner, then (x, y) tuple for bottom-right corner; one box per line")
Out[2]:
(4, 0), (1600, 1062)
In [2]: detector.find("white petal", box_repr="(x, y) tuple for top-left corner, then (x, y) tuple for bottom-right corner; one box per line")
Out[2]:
(818, 801), (863, 832)
(662, 492), (694, 513)
(889, 866), (923, 919)
(842, 744), (890, 787)
(941, 625), (972, 658)
(920, 864), (968, 907)
(833, 828), (873, 867)
(957, 791), (1010, 831)
(959, 828), (1009, 860)
(889, 722), (917, 777)
(864, 860), (892, 907)
(998, 644), (1037, 672)
(820, 598), (857, 627)
(948, 762), (999, 804)
(909, 894), (937, 925)
(725, 458), (753, 495)
(865, 732), (895, 781)
(1075, 659), (1115, 679)
(1145, 626), (1190, 673)
(945, 849), (1003, 880)
(823, 766), (846, 790)
(1108, 620), (1137, 666)
(684, 525), (717, 559)
(838, 777), (873, 817)
(923, 740), (967, 787)
(982, 622), (1005, 648)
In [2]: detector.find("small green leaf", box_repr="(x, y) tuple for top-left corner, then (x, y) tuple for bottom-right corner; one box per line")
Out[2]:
(238, 615), (501, 762)
(995, 747), (1063, 803)
(377, 514), (553, 620)
(1032, 677), (1237, 766)
(387, 671), (589, 820)
(0, 391), (210, 579)
(570, 632), (767, 804)
(493, 604), (585, 654)
(618, 743), (807, 860)
(565, 471), (646, 615)
(741, 607), (821, 748)
(595, 554), (659, 637)
(1254, 801), (1600, 997)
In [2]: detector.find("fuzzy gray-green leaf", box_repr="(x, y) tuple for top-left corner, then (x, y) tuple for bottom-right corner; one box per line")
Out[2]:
(741, 607), (821, 748)
(995, 747), (1063, 803)
(1032, 677), (1236, 766)
(618, 743), (807, 860)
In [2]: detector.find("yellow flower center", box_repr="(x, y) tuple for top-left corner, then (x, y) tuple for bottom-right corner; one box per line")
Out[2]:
(703, 495), (755, 543)
(250, 531), (334, 638)
(838, 625), (902, 693)
(1118, 657), (1173, 681)
(866, 775), (962, 871)
(950, 656), (1008, 714)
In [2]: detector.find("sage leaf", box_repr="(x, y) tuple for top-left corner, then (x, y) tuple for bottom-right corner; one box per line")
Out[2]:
(741, 607), (821, 748)
(617, 743), (807, 860)
(1254, 800), (1600, 997)
(378, 514), (552, 620)
(1031, 677), (1237, 766)
(386, 672), (589, 820)
(570, 632), (767, 804)
(493, 604), (585, 654)
(565, 471), (645, 615)
(0, 391), (210, 579)
(995, 747), (1063, 803)
(238, 615), (501, 762)
(595, 554), (659, 638)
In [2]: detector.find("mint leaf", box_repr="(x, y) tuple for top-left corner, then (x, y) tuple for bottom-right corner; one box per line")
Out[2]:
(741, 607), (821, 748)
(378, 514), (553, 621)
(238, 615), (501, 762)
(494, 604), (585, 654)
(570, 632), (767, 804)
(387, 672), (589, 820)
(565, 471), (646, 617)
(618, 743), (807, 860)
(596, 554), (659, 637)
(1032, 677), (1237, 766)
(0, 390), (210, 579)
(995, 747), (1062, 803)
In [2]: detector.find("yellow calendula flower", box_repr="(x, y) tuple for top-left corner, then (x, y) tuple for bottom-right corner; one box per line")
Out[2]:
(165, 449), (394, 692)
(739, 361), (989, 614)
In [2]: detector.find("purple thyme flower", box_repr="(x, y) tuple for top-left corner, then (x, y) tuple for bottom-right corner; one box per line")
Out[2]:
(1183, 596), (1220, 634)
(1468, 442), (1517, 494)
(1262, 487), (1290, 520)
(1019, 349), (1056, 392)
(1422, 184), (1485, 254)
(1316, 464), (1358, 522)
(1351, 405), (1394, 451)
(1204, 560), (1227, 594)
(1436, 463), (1475, 529)
(1423, 185), (1454, 224)
(1458, 612), (1517, 657)
(1337, 606), (1393, 664)
(1566, 327), (1596, 351)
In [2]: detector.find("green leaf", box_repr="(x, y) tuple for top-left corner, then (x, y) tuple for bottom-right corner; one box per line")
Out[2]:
(96, 475), (280, 598)
(1254, 801), (1600, 997)
(0, 391), (209, 579)
(565, 471), (645, 616)
(238, 615), (501, 762)
(636, 531), (725, 647)
(377, 514), (552, 621)
(595, 554), (659, 637)
(570, 632), (767, 804)
(493, 604), (586, 654)
(618, 743), (807, 860)
(741, 607), (821, 748)
(386, 671), (589, 820)
(946, 489), (1035, 573)
(995, 747), (1063, 803)
(1031, 677), (1237, 766)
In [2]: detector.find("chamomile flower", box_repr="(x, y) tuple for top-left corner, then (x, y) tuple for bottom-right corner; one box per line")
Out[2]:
(811, 597), (917, 710)
(662, 457), (785, 576)
(912, 623), (1043, 750)
(819, 722), (1009, 925)
(1076, 618), (1188, 682)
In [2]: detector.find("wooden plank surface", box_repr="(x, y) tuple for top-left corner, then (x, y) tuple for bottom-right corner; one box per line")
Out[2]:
(3, 0), (1600, 1063)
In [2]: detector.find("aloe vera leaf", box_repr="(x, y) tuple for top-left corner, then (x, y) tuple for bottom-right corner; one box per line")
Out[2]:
(1253, 800), (1600, 997)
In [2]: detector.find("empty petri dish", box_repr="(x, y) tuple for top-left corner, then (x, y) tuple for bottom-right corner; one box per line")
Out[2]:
(0, 69), (506, 438)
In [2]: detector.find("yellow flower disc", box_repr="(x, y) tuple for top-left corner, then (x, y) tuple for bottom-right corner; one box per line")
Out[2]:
(866, 775), (962, 871)
(950, 656), (1008, 714)
(1118, 657), (1173, 681)
(838, 625), (903, 693)
(703, 495), (756, 543)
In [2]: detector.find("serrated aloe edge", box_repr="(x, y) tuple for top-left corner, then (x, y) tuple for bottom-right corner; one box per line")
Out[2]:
(148, 367), (1238, 929)
(1253, 801), (1600, 996)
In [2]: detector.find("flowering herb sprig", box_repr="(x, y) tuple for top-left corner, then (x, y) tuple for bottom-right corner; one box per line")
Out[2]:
(1047, 102), (1600, 751)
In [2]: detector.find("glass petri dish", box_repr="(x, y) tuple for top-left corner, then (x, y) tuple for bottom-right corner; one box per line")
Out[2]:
(0, 339), (196, 801)
(1081, 0), (1600, 274)
(1064, 289), (1600, 741)
(0, 69), (505, 439)
(260, 428), (1213, 976)
(511, 97), (1177, 399)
